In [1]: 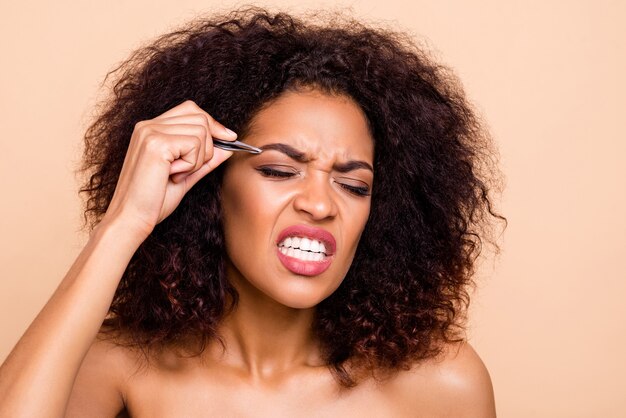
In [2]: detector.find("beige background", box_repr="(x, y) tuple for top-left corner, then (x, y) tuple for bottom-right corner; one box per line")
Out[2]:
(1, 0), (624, 416)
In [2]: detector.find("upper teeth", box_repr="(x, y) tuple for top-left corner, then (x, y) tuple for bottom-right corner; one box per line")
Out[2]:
(279, 237), (327, 254)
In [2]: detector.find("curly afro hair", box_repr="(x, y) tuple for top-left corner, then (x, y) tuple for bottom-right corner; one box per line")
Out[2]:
(79, 7), (505, 387)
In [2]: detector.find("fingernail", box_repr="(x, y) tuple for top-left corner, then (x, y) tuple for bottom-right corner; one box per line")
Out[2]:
(225, 127), (237, 137)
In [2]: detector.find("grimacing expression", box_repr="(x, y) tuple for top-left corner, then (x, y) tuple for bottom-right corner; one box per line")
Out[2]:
(220, 89), (374, 309)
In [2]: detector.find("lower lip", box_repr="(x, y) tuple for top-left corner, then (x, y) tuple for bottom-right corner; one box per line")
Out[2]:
(276, 248), (333, 276)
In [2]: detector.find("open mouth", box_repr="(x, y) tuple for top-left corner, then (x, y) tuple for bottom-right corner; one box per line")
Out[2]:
(278, 237), (327, 262)
(276, 225), (336, 276)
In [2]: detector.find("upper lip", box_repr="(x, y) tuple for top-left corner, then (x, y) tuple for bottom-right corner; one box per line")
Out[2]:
(276, 225), (337, 255)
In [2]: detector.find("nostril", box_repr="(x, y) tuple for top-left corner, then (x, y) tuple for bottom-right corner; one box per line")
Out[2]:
(292, 177), (339, 219)
(294, 196), (338, 220)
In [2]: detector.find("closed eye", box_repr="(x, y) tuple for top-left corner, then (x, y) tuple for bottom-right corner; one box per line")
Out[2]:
(256, 166), (371, 196)
(255, 166), (299, 178)
(334, 179), (371, 197)
(335, 181), (372, 196)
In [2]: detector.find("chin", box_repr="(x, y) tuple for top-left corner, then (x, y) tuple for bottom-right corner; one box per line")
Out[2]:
(275, 295), (326, 310)
(225, 258), (342, 310)
(263, 281), (340, 310)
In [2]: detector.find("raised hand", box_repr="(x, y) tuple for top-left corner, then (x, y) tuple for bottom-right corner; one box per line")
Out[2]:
(102, 100), (236, 238)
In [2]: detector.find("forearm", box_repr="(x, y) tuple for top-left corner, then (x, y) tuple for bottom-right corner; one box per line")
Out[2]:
(0, 220), (146, 418)
(0, 99), (232, 417)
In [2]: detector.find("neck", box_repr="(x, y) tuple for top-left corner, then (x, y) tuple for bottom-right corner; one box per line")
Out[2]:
(214, 263), (323, 379)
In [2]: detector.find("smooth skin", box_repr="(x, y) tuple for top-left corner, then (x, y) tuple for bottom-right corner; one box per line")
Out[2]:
(0, 92), (496, 417)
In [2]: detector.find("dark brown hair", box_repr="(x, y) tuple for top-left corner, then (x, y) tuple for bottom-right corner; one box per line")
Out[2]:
(80, 7), (504, 387)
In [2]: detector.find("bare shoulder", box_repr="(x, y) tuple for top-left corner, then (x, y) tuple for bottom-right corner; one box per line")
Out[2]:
(65, 331), (139, 417)
(386, 342), (496, 417)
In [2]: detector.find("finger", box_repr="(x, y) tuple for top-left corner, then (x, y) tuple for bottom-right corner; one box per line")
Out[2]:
(142, 133), (201, 175)
(205, 114), (238, 142)
(171, 147), (234, 185)
(154, 101), (237, 142)
(159, 112), (238, 142)
(171, 160), (212, 185)
(147, 123), (208, 138)
(153, 121), (213, 163)
(129, 120), (205, 166)
(150, 114), (211, 126)
(147, 117), (230, 163)
(144, 124), (208, 170)
(209, 147), (235, 169)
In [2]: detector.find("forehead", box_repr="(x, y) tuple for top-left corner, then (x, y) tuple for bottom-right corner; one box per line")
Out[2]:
(243, 90), (374, 162)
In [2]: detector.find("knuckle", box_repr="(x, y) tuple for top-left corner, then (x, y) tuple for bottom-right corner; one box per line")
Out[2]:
(194, 124), (208, 138)
(193, 113), (210, 127)
(143, 133), (165, 153)
(133, 120), (146, 131)
(182, 100), (200, 111)
(202, 113), (216, 127)
(191, 133), (202, 146)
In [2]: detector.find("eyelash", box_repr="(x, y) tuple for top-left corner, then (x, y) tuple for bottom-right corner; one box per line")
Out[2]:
(255, 167), (371, 197)
(337, 182), (371, 197)
(255, 166), (297, 178)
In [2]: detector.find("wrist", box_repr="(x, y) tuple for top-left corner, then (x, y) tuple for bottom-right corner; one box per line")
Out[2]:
(91, 215), (152, 249)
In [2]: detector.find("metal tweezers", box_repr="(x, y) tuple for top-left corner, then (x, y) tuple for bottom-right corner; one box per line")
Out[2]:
(213, 138), (262, 154)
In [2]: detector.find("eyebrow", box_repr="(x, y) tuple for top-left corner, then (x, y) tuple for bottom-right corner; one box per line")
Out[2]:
(259, 143), (374, 173)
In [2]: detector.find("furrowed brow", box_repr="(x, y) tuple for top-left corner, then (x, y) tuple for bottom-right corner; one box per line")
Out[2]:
(258, 142), (373, 173)
(333, 160), (374, 173)
(259, 143), (309, 162)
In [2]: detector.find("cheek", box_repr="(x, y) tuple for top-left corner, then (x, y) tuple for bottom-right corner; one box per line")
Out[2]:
(325, 203), (370, 294)
(354, 213), (370, 243)
(344, 199), (371, 253)
(221, 174), (289, 256)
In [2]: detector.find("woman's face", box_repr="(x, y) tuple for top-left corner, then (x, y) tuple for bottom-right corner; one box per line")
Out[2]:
(221, 89), (374, 309)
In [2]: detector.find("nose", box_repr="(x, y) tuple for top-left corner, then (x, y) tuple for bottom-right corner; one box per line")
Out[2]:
(292, 173), (339, 221)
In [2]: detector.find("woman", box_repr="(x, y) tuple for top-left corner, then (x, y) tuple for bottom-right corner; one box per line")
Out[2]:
(0, 8), (503, 417)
